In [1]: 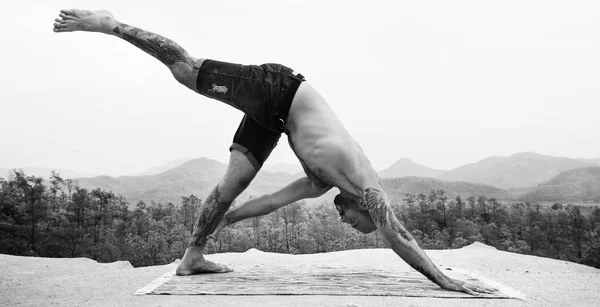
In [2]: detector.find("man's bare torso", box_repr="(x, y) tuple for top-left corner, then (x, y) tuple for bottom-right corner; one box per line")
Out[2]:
(286, 82), (375, 200)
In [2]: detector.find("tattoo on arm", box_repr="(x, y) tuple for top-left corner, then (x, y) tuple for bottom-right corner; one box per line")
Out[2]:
(364, 187), (413, 241)
(189, 186), (231, 247)
(112, 23), (197, 68)
(416, 264), (438, 282)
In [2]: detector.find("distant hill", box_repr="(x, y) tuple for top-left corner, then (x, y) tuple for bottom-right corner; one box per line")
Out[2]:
(378, 158), (445, 179)
(134, 157), (193, 176)
(262, 162), (303, 175)
(518, 167), (600, 202)
(0, 167), (98, 180)
(579, 158), (600, 166)
(75, 158), (296, 207)
(65, 154), (600, 207)
(381, 176), (511, 203)
(438, 152), (595, 189)
(71, 157), (512, 208)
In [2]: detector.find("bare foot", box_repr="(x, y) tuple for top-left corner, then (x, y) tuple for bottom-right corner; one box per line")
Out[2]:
(176, 246), (233, 276)
(53, 9), (117, 34)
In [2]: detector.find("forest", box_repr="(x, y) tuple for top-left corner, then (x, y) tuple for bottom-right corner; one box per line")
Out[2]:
(1, 169), (599, 269)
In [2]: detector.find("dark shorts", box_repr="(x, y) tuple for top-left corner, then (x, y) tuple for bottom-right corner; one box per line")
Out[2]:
(196, 60), (305, 170)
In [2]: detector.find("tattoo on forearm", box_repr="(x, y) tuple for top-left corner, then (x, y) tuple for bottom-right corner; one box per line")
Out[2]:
(388, 206), (413, 241)
(188, 186), (231, 247)
(364, 187), (413, 241)
(113, 23), (196, 68)
(416, 264), (438, 282)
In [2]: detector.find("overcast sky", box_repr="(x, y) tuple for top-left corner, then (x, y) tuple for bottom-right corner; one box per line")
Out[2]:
(1, 0), (599, 176)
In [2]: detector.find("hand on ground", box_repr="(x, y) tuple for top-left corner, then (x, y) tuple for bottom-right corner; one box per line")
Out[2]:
(441, 278), (499, 296)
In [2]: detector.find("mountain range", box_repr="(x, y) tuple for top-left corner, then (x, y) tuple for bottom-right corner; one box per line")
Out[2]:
(578, 158), (600, 166)
(380, 152), (599, 190)
(379, 158), (445, 178)
(74, 158), (296, 206)
(4, 152), (600, 205)
(437, 152), (596, 189)
(0, 167), (97, 180)
(519, 166), (600, 202)
(134, 157), (194, 176)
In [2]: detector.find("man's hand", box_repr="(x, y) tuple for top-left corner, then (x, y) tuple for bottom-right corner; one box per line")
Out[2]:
(207, 216), (229, 240)
(440, 277), (498, 296)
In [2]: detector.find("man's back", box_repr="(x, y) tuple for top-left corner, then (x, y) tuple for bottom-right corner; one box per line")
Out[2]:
(286, 81), (376, 197)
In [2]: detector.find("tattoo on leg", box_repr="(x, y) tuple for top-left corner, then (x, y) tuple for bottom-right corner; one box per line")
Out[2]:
(112, 23), (197, 68)
(188, 186), (231, 247)
(364, 187), (413, 241)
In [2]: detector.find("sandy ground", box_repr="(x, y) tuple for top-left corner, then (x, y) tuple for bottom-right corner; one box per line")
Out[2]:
(1, 243), (599, 307)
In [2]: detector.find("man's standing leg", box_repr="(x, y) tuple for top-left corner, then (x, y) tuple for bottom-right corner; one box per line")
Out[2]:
(176, 150), (257, 275)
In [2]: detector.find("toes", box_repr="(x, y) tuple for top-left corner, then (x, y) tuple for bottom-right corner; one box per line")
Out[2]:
(219, 265), (234, 273)
(53, 23), (73, 32)
(60, 9), (75, 16)
(59, 13), (74, 20)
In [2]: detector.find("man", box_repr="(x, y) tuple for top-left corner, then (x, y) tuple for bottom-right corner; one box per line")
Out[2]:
(53, 9), (495, 295)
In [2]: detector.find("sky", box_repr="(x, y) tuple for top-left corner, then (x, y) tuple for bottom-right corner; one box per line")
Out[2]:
(1, 0), (599, 176)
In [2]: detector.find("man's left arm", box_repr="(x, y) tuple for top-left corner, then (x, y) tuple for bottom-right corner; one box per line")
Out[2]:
(364, 187), (497, 295)
(209, 177), (330, 238)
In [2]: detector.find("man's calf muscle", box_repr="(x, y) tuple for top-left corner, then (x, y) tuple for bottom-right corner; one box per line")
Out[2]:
(189, 186), (231, 247)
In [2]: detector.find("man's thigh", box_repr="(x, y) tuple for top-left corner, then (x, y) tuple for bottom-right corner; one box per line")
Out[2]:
(219, 115), (282, 200)
(229, 114), (281, 171)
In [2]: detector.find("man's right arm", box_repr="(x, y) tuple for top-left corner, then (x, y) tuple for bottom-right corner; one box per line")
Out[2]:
(209, 177), (330, 238)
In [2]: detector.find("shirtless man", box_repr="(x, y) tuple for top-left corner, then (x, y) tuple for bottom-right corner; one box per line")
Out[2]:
(53, 9), (495, 295)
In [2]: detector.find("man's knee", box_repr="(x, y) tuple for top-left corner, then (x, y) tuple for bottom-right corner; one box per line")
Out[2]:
(170, 62), (198, 92)
(218, 173), (254, 203)
(218, 150), (258, 203)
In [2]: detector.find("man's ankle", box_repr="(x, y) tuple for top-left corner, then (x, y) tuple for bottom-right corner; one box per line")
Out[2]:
(183, 245), (205, 259)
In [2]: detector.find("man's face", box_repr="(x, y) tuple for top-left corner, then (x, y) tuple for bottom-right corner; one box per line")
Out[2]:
(339, 208), (377, 234)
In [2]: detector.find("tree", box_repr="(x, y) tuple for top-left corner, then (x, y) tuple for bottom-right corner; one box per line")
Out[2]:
(47, 171), (65, 229)
(551, 202), (564, 211)
(454, 195), (464, 219)
(467, 196), (477, 218)
(11, 170), (47, 251)
(477, 196), (489, 221)
(180, 195), (202, 234)
(568, 206), (588, 259)
(437, 190), (448, 228)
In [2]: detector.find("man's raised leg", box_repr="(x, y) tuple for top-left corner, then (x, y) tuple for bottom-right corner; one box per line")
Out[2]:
(176, 150), (257, 275)
(53, 9), (201, 92)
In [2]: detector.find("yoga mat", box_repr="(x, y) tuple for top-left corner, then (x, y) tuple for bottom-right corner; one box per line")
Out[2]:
(136, 265), (521, 298)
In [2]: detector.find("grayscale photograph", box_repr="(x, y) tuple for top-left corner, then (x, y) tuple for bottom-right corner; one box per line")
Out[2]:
(1, 1), (599, 306)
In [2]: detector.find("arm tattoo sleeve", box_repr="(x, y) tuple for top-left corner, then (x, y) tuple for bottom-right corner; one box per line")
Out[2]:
(112, 23), (197, 68)
(365, 187), (413, 241)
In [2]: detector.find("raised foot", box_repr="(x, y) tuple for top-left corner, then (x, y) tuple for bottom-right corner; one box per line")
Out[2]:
(53, 9), (116, 34)
(176, 259), (234, 276)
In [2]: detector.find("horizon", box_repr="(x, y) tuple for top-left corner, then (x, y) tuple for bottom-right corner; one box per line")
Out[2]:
(2, 150), (599, 179)
(2, 1), (600, 176)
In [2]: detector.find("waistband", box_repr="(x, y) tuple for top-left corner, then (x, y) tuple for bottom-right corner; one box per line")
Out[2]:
(277, 72), (305, 133)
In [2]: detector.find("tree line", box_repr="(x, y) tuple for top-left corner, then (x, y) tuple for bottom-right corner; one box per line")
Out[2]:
(1, 170), (598, 268)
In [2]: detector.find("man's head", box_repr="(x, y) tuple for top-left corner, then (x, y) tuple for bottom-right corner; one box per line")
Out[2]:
(334, 194), (377, 234)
